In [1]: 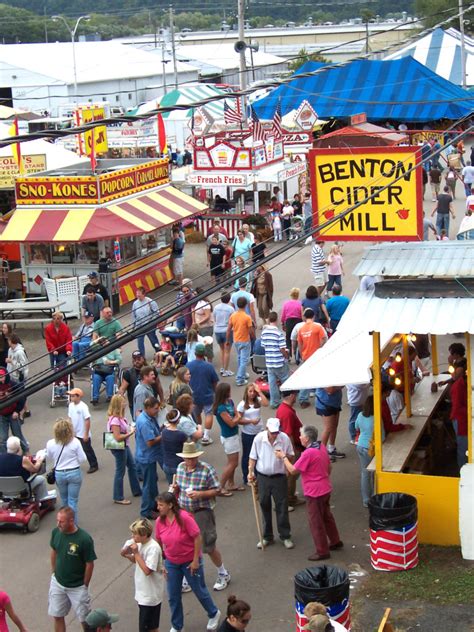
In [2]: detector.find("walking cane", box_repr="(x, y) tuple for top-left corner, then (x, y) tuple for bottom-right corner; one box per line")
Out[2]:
(251, 479), (265, 551)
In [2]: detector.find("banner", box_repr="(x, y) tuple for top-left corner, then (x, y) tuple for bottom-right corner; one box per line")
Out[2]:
(309, 147), (423, 241)
(78, 106), (108, 156)
(0, 154), (46, 189)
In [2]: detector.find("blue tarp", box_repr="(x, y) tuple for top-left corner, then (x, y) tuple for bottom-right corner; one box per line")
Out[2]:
(253, 57), (474, 122)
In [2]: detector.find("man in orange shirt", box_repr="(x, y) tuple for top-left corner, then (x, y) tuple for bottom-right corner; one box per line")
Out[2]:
(297, 308), (327, 408)
(226, 296), (255, 386)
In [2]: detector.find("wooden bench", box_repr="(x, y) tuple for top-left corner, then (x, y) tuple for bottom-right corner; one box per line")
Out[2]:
(368, 373), (450, 473)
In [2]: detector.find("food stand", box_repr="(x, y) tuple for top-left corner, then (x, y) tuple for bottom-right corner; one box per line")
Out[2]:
(0, 158), (207, 306)
(283, 242), (474, 547)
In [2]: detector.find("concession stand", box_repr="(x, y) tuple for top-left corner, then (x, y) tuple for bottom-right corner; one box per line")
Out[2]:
(283, 242), (474, 547)
(0, 158), (206, 306)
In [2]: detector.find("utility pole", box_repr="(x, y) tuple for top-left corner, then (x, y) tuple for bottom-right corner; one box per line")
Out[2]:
(44, 3), (48, 43)
(237, 0), (247, 124)
(459, 0), (467, 89)
(169, 5), (178, 90)
(162, 30), (168, 95)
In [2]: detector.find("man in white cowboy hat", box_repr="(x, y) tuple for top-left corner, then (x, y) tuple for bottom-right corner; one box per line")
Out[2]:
(174, 441), (231, 592)
(248, 418), (295, 550)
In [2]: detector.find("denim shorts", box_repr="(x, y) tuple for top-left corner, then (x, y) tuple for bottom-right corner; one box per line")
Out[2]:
(316, 405), (341, 417)
(193, 402), (213, 418)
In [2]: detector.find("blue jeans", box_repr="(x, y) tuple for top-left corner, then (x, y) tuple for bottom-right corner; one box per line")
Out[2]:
(356, 445), (373, 506)
(0, 414), (29, 453)
(304, 216), (312, 234)
(234, 341), (251, 385)
(111, 446), (142, 501)
(327, 274), (341, 291)
(436, 214), (450, 235)
(267, 364), (290, 408)
(50, 352), (68, 369)
(139, 461), (158, 518)
(55, 468), (82, 523)
(165, 557), (218, 631)
(298, 389), (315, 405)
(241, 432), (256, 484)
(163, 463), (177, 484)
(453, 420), (468, 469)
(72, 337), (91, 361)
(348, 405), (363, 441)
(464, 182), (473, 197)
(92, 371), (115, 401)
(137, 330), (160, 358)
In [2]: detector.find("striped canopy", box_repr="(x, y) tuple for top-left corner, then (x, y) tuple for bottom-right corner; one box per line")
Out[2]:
(252, 58), (474, 122)
(137, 84), (227, 120)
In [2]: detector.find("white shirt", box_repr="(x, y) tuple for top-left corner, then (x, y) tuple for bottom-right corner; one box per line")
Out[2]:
(68, 400), (91, 439)
(237, 400), (264, 436)
(290, 321), (305, 342)
(346, 384), (369, 407)
(46, 437), (87, 470)
(249, 430), (294, 475)
(124, 537), (164, 606)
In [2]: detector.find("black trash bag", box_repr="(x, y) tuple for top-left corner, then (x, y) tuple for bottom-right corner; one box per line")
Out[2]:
(369, 493), (417, 531)
(294, 565), (349, 606)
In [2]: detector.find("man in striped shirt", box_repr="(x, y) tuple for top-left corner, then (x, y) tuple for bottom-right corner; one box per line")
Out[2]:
(261, 312), (290, 408)
(310, 238), (328, 293)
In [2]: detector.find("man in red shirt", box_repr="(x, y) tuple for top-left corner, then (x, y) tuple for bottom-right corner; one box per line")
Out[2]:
(297, 308), (327, 408)
(277, 390), (304, 509)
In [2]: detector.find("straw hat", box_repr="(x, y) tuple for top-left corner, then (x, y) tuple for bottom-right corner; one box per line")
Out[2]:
(176, 441), (204, 459)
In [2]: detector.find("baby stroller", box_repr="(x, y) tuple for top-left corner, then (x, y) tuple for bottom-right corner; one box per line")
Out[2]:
(156, 329), (187, 376)
(51, 358), (73, 408)
(250, 339), (270, 398)
(289, 215), (304, 242)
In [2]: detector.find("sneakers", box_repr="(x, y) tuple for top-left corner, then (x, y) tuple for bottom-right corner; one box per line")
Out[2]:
(219, 368), (225, 375)
(350, 439), (358, 445)
(181, 577), (192, 593)
(222, 369), (234, 377)
(213, 572), (231, 591)
(207, 609), (221, 631)
(236, 380), (249, 387)
(201, 437), (214, 446)
(170, 628), (182, 632)
(257, 538), (274, 549)
(283, 538), (295, 549)
(328, 449), (346, 459)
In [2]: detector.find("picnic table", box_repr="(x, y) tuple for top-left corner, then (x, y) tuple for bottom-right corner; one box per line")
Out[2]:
(0, 299), (66, 333)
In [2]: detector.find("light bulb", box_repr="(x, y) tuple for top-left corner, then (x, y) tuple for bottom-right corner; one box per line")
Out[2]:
(394, 377), (402, 386)
(448, 365), (455, 374)
(410, 334), (417, 341)
(395, 353), (402, 362)
(388, 368), (395, 376)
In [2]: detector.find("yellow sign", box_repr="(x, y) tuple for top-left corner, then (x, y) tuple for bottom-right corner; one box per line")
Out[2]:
(309, 147), (423, 241)
(80, 107), (108, 156)
(0, 154), (46, 189)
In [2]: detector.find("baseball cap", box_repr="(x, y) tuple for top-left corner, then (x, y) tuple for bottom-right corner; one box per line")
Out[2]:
(84, 310), (94, 318)
(85, 608), (119, 627)
(266, 418), (280, 433)
(132, 350), (143, 358)
(88, 271), (99, 278)
(67, 387), (84, 397)
(195, 343), (206, 356)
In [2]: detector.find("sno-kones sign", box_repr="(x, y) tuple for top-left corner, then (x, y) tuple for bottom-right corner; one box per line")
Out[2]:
(309, 147), (423, 241)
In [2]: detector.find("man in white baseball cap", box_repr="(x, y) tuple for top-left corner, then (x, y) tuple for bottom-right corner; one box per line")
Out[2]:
(248, 418), (295, 550)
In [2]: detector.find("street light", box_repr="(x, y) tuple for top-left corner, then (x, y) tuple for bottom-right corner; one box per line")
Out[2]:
(52, 14), (91, 101)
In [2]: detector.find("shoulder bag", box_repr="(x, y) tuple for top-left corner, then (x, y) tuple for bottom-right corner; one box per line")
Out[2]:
(46, 443), (66, 485)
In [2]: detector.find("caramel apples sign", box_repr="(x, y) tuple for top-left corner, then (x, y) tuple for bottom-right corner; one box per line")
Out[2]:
(309, 147), (423, 241)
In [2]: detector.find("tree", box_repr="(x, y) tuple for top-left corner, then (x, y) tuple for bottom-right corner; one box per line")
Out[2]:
(288, 48), (329, 73)
(415, 0), (472, 34)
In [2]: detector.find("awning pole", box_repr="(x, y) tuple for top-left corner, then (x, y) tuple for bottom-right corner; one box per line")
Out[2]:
(465, 333), (472, 463)
(431, 334), (439, 376)
(372, 331), (383, 475)
(403, 334), (412, 418)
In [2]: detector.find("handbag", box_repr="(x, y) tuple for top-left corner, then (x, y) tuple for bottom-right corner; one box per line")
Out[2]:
(103, 431), (125, 450)
(94, 364), (114, 377)
(46, 443), (65, 485)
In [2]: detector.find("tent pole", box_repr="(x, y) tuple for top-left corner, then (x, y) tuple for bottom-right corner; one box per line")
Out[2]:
(465, 333), (472, 463)
(403, 334), (412, 418)
(372, 331), (383, 475)
(431, 334), (439, 376)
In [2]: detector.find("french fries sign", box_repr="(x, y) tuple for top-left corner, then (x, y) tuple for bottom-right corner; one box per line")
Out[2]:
(309, 147), (423, 241)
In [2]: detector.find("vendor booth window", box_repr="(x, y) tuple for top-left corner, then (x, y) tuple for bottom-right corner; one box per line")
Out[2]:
(76, 242), (98, 264)
(140, 229), (168, 255)
(27, 245), (51, 264)
(121, 236), (138, 261)
(51, 243), (74, 264)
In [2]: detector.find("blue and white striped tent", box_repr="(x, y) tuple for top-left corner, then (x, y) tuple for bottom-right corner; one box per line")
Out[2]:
(385, 28), (474, 87)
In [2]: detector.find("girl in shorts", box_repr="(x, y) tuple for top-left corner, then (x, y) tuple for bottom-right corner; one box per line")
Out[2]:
(213, 382), (243, 495)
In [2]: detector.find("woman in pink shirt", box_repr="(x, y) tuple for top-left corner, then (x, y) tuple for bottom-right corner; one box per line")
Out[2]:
(0, 591), (28, 632)
(275, 425), (342, 562)
(154, 492), (220, 631)
(327, 245), (344, 292)
(280, 287), (302, 361)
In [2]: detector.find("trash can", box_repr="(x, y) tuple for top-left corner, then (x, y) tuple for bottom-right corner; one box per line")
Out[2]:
(294, 565), (351, 631)
(369, 493), (418, 572)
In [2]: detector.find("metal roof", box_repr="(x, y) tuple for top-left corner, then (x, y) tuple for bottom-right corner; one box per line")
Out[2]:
(353, 241), (474, 278)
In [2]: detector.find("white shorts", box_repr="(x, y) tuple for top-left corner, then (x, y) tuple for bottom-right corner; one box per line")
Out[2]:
(313, 269), (328, 286)
(172, 257), (184, 276)
(48, 575), (91, 622)
(220, 434), (240, 455)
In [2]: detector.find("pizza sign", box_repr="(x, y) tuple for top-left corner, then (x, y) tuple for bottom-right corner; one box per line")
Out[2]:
(294, 100), (318, 131)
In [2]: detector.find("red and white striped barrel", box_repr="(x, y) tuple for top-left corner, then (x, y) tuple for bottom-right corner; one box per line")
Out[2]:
(195, 215), (244, 239)
(370, 522), (419, 571)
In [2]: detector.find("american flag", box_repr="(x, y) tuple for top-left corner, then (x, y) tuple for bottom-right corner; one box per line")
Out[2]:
(224, 100), (241, 126)
(272, 98), (283, 139)
(251, 106), (266, 142)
